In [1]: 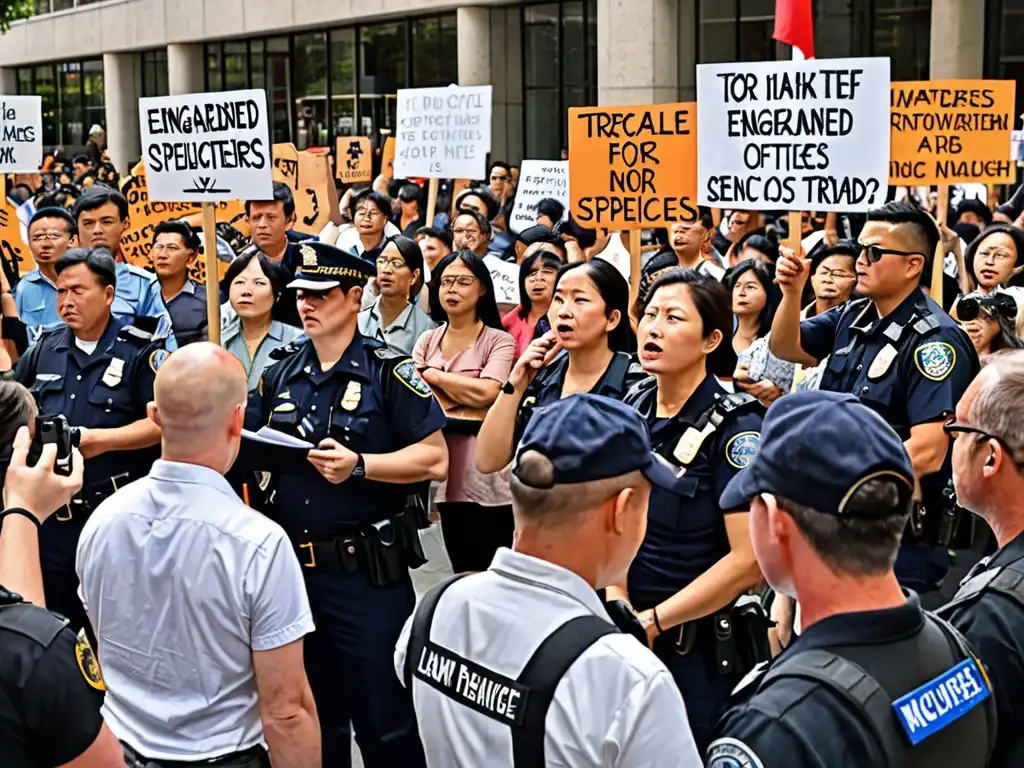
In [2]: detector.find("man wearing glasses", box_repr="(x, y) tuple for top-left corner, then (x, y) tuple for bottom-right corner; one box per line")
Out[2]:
(770, 200), (979, 602)
(14, 207), (79, 345)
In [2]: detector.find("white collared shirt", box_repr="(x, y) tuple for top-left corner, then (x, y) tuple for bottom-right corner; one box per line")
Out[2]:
(76, 460), (315, 761)
(394, 548), (702, 767)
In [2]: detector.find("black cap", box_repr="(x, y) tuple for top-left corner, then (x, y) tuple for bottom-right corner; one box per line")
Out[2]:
(287, 241), (376, 292)
(513, 394), (678, 491)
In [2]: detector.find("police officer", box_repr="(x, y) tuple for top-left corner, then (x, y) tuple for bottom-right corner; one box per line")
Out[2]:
(0, 416), (124, 768)
(396, 394), (702, 767)
(706, 390), (996, 768)
(936, 351), (1024, 767)
(151, 220), (207, 346)
(771, 200), (979, 598)
(244, 241), (448, 768)
(613, 269), (765, 753)
(10, 248), (165, 634)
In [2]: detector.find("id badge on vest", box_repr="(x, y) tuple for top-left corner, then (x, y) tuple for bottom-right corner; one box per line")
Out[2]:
(868, 344), (898, 381)
(101, 358), (125, 388)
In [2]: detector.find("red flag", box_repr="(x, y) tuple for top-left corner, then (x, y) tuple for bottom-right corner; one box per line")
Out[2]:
(773, 0), (815, 60)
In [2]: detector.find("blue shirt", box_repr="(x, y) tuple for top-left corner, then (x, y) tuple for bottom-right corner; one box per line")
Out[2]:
(162, 280), (208, 347)
(14, 268), (62, 344)
(223, 318), (301, 391)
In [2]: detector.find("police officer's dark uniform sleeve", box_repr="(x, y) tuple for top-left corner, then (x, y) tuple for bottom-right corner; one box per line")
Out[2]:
(134, 342), (166, 413)
(902, 328), (976, 427)
(714, 410), (764, 513)
(385, 358), (447, 444)
(22, 627), (106, 766)
(245, 373), (271, 431)
(797, 305), (843, 362)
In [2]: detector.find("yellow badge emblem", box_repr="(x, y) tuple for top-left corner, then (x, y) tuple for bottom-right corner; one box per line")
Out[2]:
(341, 380), (362, 411)
(301, 244), (318, 267)
(75, 629), (105, 691)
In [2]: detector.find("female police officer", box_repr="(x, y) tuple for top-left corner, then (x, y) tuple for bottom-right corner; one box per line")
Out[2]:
(609, 269), (765, 753)
(476, 258), (642, 474)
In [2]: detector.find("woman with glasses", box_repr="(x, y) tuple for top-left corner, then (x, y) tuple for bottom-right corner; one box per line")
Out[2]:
(502, 245), (563, 359)
(957, 225), (1024, 335)
(358, 236), (436, 357)
(476, 258), (642, 474)
(957, 292), (1024, 357)
(414, 251), (516, 572)
(347, 189), (393, 259)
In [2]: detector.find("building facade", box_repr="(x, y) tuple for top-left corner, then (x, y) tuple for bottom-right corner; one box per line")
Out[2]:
(0, 0), (1010, 172)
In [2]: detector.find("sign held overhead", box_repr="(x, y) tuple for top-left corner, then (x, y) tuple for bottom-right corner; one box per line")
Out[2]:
(509, 160), (569, 233)
(0, 97), (42, 173)
(139, 89), (273, 202)
(394, 85), (492, 179)
(697, 58), (891, 212)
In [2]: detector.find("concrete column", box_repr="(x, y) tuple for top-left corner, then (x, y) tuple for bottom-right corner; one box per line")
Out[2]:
(0, 68), (17, 96)
(930, 0), (985, 78)
(598, 0), (678, 105)
(167, 43), (205, 96)
(457, 7), (491, 86)
(103, 52), (141, 174)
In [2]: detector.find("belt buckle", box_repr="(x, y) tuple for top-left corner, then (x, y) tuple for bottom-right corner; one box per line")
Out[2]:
(298, 541), (316, 568)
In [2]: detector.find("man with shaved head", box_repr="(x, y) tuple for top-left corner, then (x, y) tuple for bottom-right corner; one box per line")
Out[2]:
(76, 343), (321, 768)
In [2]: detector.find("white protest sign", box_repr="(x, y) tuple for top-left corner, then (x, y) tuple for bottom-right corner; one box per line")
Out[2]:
(485, 254), (520, 306)
(697, 58), (890, 212)
(509, 160), (569, 234)
(0, 97), (42, 172)
(595, 233), (631, 282)
(138, 89), (273, 202)
(394, 85), (492, 180)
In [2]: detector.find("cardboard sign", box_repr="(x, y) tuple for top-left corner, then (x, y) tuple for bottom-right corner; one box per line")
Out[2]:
(890, 80), (1016, 185)
(595, 233), (631, 282)
(295, 150), (334, 235)
(568, 104), (699, 229)
(336, 136), (372, 183)
(0, 97), (42, 173)
(509, 160), (569, 233)
(485, 254), (520, 306)
(394, 85), (492, 179)
(0, 194), (31, 276)
(696, 58), (891, 212)
(381, 136), (395, 180)
(138, 89), (273, 202)
(272, 142), (299, 187)
(118, 160), (247, 284)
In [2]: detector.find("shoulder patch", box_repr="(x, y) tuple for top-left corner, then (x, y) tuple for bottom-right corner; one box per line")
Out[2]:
(75, 629), (105, 692)
(148, 348), (168, 373)
(707, 737), (765, 768)
(726, 431), (761, 469)
(394, 359), (432, 398)
(915, 341), (956, 382)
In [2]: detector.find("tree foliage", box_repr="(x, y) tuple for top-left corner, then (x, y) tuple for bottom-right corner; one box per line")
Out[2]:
(0, 0), (33, 34)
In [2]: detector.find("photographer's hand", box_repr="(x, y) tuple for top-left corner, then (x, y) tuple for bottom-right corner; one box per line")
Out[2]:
(3, 426), (84, 522)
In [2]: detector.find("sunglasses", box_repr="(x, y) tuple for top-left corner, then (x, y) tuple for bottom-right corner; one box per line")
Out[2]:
(858, 244), (924, 264)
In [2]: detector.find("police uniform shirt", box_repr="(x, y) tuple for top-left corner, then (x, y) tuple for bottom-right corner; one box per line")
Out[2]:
(943, 531), (1024, 768)
(13, 268), (62, 344)
(625, 376), (763, 610)
(76, 460), (315, 761)
(163, 279), (208, 346)
(113, 261), (175, 332)
(707, 594), (991, 768)
(0, 601), (106, 768)
(245, 333), (447, 533)
(393, 548), (703, 767)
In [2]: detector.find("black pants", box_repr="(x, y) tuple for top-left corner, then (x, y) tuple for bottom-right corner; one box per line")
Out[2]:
(438, 502), (514, 573)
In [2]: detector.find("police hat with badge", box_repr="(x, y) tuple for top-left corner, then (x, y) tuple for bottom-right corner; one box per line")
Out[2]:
(287, 241), (376, 294)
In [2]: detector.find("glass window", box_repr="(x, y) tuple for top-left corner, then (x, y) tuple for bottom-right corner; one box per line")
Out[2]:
(266, 37), (292, 143)
(873, 0), (930, 80)
(82, 58), (104, 141)
(360, 22), (405, 136)
(33, 0), (50, 15)
(989, 0), (1024, 109)
(50, 0), (72, 11)
(294, 32), (328, 149)
(206, 43), (222, 91)
(142, 50), (168, 98)
(330, 28), (357, 138)
(251, 39), (266, 92)
(16, 68), (31, 95)
(35, 65), (58, 146)
(411, 15), (458, 88)
(224, 41), (248, 91)
(59, 61), (82, 146)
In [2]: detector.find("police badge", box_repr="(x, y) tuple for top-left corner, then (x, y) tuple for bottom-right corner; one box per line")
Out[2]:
(726, 431), (761, 469)
(302, 244), (318, 267)
(914, 342), (956, 382)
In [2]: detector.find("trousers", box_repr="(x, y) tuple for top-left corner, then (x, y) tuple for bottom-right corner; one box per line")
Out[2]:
(655, 637), (736, 756)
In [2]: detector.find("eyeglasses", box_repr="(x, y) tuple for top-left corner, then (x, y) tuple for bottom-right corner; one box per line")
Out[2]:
(859, 244), (925, 264)
(977, 248), (1016, 264)
(354, 208), (383, 219)
(30, 230), (68, 242)
(439, 276), (478, 288)
(943, 418), (1016, 456)
(375, 257), (407, 271)
(816, 267), (856, 280)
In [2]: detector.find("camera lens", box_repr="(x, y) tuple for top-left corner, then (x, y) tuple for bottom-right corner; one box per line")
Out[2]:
(958, 296), (980, 322)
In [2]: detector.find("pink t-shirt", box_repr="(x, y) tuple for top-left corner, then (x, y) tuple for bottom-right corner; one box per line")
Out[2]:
(413, 324), (516, 506)
(502, 307), (536, 361)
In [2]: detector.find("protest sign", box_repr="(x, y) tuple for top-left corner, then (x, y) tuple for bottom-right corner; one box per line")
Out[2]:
(485, 254), (519, 306)
(394, 85), (492, 179)
(889, 80), (1015, 185)
(568, 104), (699, 229)
(336, 136), (373, 183)
(381, 136), (396, 179)
(696, 58), (891, 212)
(509, 160), (569, 233)
(138, 89), (273, 202)
(296, 150), (335, 234)
(0, 98), (41, 173)
(0, 193), (30, 276)
(272, 142), (300, 187)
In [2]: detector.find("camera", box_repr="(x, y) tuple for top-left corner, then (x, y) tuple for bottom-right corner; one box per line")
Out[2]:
(30, 415), (82, 477)
(958, 292), (1018, 322)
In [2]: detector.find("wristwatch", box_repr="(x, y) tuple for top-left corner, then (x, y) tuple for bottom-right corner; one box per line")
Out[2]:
(351, 454), (366, 479)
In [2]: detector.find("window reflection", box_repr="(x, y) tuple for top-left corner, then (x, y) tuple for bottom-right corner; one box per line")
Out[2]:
(295, 32), (328, 149)
(82, 59), (104, 141)
(60, 62), (83, 146)
(142, 50), (168, 98)
(331, 28), (357, 137)
(360, 22), (405, 135)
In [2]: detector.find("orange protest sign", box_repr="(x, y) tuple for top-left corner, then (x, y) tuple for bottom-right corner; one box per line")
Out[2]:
(295, 151), (334, 235)
(890, 80), (1016, 185)
(568, 104), (699, 229)
(0, 195), (31, 277)
(272, 143), (300, 189)
(336, 137), (373, 183)
(381, 137), (396, 180)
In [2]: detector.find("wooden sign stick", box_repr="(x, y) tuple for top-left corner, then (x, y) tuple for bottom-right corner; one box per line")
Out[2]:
(202, 202), (221, 345)
(931, 186), (949, 309)
(936, 186), (949, 227)
(787, 211), (803, 253)
(425, 177), (440, 230)
(628, 229), (642, 309)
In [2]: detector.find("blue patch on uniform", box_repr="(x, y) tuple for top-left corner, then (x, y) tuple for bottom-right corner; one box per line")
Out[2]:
(148, 349), (168, 373)
(914, 342), (955, 382)
(726, 431), (760, 469)
(394, 359), (432, 398)
(892, 657), (990, 745)
(706, 737), (765, 767)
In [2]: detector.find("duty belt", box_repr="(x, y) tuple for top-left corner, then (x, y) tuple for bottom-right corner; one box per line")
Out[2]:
(121, 742), (269, 768)
(55, 472), (130, 522)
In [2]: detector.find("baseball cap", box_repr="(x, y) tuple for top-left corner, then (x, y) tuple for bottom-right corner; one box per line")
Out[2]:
(719, 390), (914, 516)
(512, 394), (678, 491)
(287, 241), (376, 292)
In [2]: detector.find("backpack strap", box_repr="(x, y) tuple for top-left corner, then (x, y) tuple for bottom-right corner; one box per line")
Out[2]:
(511, 615), (618, 768)
(403, 574), (470, 690)
(938, 563), (1024, 615)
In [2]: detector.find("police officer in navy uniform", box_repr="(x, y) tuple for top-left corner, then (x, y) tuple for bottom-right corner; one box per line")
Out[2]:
(244, 241), (448, 768)
(706, 390), (996, 768)
(936, 351), (1024, 768)
(10, 248), (165, 635)
(771, 201), (979, 600)
(611, 270), (765, 754)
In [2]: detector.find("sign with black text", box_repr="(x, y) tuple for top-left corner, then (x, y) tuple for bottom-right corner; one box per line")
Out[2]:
(697, 58), (890, 212)
(138, 89), (273, 202)
(394, 85), (492, 179)
(509, 160), (569, 233)
(0, 97), (41, 172)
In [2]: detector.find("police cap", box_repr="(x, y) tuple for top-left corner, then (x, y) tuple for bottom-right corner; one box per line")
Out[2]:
(287, 241), (376, 292)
